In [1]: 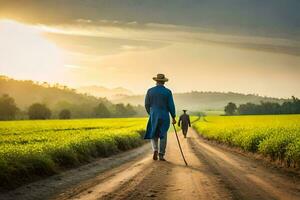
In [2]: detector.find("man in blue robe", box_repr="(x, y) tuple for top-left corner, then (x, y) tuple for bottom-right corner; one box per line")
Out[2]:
(144, 74), (176, 161)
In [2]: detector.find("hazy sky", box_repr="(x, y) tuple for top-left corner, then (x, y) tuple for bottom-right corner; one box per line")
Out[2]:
(0, 0), (299, 98)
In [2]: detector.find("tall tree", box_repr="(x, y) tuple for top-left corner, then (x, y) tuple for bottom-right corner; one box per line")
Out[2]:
(125, 104), (136, 116)
(28, 103), (51, 119)
(237, 103), (258, 115)
(94, 103), (111, 118)
(0, 94), (18, 120)
(59, 109), (71, 119)
(114, 103), (127, 117)
(224, 102), (237, 115)
(236, 96), (300, 115)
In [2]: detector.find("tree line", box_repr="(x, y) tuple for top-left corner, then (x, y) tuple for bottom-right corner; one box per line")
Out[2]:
(0, 94), (140, 120)
(224, 96), (300, 115)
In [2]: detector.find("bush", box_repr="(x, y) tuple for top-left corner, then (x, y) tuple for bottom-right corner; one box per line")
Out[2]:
(0, 94), (18, 120)
(28, 103), (51, 119)
(59, 109), (71, 119)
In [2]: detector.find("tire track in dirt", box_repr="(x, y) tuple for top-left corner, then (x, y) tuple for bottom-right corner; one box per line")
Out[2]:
(83, 129), (300, 200)
(88, 129), (235, 200)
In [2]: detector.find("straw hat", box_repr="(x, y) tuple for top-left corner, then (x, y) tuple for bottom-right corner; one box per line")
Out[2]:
(153, 74), (168, 82)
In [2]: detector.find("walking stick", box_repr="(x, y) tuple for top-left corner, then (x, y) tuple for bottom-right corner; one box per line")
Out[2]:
(172, 124), (188, 166)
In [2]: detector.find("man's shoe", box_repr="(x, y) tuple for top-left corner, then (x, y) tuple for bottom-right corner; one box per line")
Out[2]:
(159, 157), (166, 161)
(153, 151), (158, 160)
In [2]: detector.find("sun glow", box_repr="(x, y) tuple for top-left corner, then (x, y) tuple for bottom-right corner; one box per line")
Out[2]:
(0, 20), (66, 82)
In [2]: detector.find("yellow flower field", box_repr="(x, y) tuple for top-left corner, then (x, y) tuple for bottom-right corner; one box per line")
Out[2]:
(0, 118), (147, 188)
(193, 115), (300, 167)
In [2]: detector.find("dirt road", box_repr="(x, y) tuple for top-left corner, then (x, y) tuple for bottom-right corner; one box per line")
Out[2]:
(2, 129), (300, 200)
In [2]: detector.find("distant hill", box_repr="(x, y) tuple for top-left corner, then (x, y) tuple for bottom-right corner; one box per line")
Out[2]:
(0, 75), (288, 116)
(77, 85), (133, 99)
(0, 76), (113, 118)
(112, 91), (287, 112)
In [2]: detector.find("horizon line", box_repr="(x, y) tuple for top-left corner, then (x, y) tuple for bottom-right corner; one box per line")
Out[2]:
(0, 74), (294, 100)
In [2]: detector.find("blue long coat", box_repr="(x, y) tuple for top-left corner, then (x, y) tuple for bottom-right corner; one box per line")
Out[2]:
(144, 85), (176, 139)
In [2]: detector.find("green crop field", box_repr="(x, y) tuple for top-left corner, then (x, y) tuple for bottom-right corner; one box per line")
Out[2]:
(0, 118), (147, 188)
(193, 115), (300, 167)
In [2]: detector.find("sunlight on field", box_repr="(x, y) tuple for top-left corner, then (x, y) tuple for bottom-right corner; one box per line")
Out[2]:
(0, 118), (147, 188)
(193, 115), (300, 167)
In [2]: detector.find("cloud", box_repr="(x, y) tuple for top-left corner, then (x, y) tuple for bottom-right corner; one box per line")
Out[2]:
(76, 19), (93, 23)
(127, 21), (138, 26)
(120, 45), (148, 51)
(2, 0), (299, 39)
(2, 18), (297, 57)
(38, 21), (300, 57)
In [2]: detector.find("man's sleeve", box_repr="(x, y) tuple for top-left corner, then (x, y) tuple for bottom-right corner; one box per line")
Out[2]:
(188, 115), (191, 127)
(168, 91), (176, 118)
(145, 91), (150, 115)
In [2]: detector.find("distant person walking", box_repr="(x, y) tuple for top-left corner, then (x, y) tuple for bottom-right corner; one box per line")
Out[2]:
(178, 110), (191, 138)
(144, 74), (176, 161)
